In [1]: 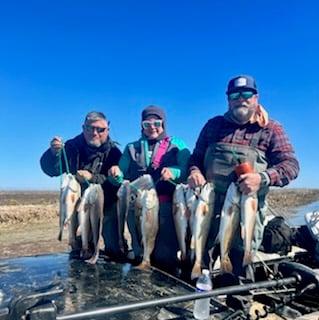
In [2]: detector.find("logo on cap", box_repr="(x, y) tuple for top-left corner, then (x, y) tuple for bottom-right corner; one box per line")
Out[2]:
(234, 77), (247, 87)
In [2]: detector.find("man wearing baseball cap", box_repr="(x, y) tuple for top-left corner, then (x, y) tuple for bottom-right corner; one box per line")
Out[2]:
(188, 75), (299, 308)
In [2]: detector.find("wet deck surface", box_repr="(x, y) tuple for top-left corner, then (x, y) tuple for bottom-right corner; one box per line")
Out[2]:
(0, 254), (230, 319)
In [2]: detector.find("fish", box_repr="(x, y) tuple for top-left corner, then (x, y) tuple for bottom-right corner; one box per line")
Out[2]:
(188, 183), (215, 279)
(137, 187), (159, 269)
(77, 183), (104, 264)
(219, 182), (257, 272)
(219, 182), (241, 273)
(185, 186), (199, 264)
(173, 183), (190, 262)
(241, 193), (258, 267)
(58, 173), (81, 246)
(116, 180), (133, 255)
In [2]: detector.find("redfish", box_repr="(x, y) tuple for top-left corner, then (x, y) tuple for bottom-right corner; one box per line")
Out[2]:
(137, 187), (159, 269)
(219, 182), (257, 272)
(188, 183), (215, 279)
(173, 183), (190, 262)
(78, 183), (104, 264)
(58, 173), (81, 246)
(241, 193), (257, 267)
(117, 180), (133, 255)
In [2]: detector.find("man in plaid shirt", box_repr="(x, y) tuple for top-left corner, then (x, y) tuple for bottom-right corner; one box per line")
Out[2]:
(188, 75), (299, 295)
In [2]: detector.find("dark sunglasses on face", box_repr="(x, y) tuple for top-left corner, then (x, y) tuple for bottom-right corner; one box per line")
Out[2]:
(84, 125), (108, 133)
(142, 119), (163, 129)
(228, 91), (255, 101)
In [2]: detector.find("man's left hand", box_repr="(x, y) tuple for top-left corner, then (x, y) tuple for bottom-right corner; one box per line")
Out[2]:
(237, 173), (262, 196)
(161, 167), (174, 181)
(76, 170), (93, 183)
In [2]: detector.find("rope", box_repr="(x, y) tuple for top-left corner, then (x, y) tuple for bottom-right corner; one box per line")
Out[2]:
(82, 176), (91, 187)
(58, 141), (70, 186)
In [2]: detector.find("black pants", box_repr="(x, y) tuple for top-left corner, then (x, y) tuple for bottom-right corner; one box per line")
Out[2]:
(102, 202), (126, 262)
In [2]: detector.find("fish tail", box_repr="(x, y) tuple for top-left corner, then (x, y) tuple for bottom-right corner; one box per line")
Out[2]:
(85, 251), (99, 264)
(242, 251), (252, 267)
(191, 262), (202, 280)
(137, 260), (151, 270)
(221, 255), (233, 273)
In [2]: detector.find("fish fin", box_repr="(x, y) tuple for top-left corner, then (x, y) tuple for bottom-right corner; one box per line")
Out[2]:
(240, 222), (245, 240)
(190, 235), (195, 250)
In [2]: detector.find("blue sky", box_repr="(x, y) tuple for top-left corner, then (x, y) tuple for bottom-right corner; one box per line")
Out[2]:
(0, 1), (318, 190)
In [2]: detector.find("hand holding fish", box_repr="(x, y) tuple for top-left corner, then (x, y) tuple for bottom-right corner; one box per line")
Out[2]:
(108, 165), (121, 178)
(50, 136), (63, 155)
(77, 170), (92, 183)
(187, 169), (206, 188)
(237, 173), (262, 196)
(160, 167), (174, 181)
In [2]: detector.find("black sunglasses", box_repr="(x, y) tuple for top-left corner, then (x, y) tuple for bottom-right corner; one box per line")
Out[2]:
(84, 125), (108, 133)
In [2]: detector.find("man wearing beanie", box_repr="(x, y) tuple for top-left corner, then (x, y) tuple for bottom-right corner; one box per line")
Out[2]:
(109, 105), (190, 275)
(188, 75), (299, 308)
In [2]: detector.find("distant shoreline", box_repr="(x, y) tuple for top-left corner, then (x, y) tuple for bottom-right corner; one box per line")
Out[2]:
(1, 188), (319, 259)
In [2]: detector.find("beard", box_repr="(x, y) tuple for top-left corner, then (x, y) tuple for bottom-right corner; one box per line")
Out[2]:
(229, 102), (256, 124)
(86, 139), (102, 148)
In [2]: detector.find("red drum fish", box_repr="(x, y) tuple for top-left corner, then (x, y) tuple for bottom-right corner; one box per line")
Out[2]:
(117, 180), (133, 255)
(58, 173), (81, 246)
(219, 182), (257, 272)
(78, 183), (104, 264)
(241, 193), (258, 267)
(137, 187), (159, 269)
(173, 183), (190, 262)
(185, 186), (199, 266)
(131, 174), (155, 247)
(188, 183), (215, 279)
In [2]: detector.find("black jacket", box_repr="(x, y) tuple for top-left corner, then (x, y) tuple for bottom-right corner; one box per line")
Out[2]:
(40, 134), (122, 206)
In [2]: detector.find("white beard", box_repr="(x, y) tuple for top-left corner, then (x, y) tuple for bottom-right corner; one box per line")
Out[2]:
(230, 103), (256, 124)
(87, 139), (102, 148)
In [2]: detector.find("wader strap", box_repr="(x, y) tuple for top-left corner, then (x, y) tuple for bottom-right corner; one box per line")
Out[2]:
(128, 142), (148, 169)
(249, 130), (263, 148)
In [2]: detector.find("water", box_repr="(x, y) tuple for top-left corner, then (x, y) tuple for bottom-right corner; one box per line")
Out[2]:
(286, 200), (319, 227)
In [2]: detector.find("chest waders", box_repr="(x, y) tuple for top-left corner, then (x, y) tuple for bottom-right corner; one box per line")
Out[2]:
(203, 130), (269, 254)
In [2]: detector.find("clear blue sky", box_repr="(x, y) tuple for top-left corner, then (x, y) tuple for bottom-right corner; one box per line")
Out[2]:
(1, 1), (318, 190)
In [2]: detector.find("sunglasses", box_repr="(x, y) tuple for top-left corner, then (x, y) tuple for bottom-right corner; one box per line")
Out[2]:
(142, 119), (163, 129)
(84, 125), (108, 133)
(228, 91), (255, 101)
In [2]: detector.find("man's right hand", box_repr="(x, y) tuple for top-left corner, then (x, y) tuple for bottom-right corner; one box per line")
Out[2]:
(50, 136), (63, 155)
(187, 169), (206, 188)
(108, 165), (124, 183)
(108, 165), (121, 178)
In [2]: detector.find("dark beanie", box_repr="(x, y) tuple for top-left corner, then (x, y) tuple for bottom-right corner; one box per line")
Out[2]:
(141, 105), (166, 124)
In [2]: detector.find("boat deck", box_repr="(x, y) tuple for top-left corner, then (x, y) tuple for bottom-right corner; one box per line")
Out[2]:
(0, 254), (232, 320)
